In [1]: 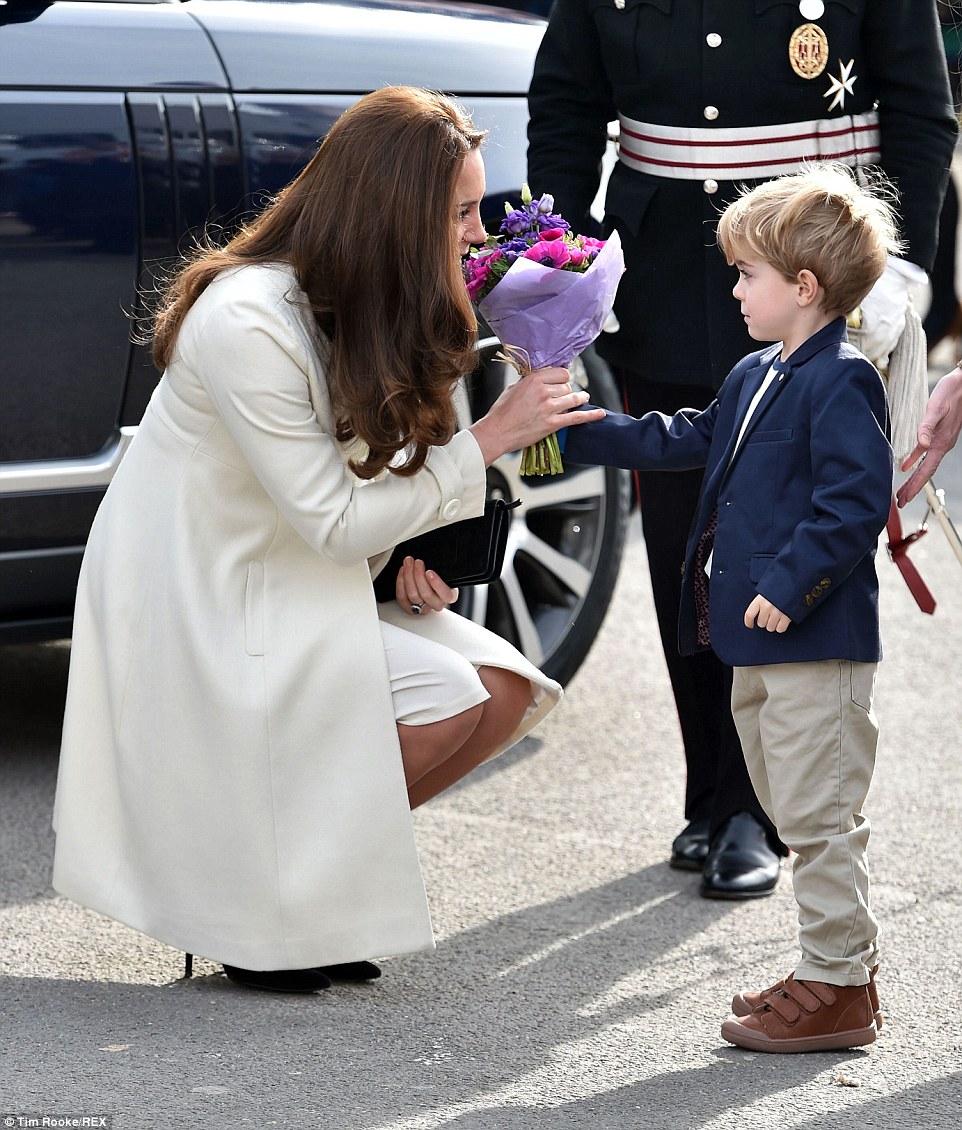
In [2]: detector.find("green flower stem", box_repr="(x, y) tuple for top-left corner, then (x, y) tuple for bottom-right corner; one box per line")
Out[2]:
(520, 433), (564, 477)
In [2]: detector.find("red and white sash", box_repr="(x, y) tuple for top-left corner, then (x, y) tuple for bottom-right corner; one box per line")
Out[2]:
(617, 110), (881, 181)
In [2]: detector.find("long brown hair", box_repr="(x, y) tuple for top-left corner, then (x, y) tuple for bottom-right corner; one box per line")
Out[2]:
(151, 87), (486, 479)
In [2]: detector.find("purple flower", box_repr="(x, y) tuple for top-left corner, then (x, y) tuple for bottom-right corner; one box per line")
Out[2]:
(536, 213), (570, 233)
(499, 236), (531, 262)
(464, 186), (611, 306)
(500, 208), (530, 236)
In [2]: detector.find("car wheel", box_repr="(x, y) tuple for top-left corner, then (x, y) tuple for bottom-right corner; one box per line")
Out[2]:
(456, 341), (632, 686)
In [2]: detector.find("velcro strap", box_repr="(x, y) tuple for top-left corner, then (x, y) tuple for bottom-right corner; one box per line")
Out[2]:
(765, 976), (836, 1022)
(765, 993), (802, 1023)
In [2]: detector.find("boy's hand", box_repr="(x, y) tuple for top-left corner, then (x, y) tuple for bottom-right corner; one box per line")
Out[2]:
(468, 367), (604, 467)
(744, 595), (792, 633)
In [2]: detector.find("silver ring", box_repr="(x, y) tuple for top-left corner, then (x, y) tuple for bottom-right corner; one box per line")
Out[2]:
(410, 603), (423, 615)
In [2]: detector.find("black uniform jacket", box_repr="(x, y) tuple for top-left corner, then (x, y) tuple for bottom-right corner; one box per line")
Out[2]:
(528, 0), (958, 390)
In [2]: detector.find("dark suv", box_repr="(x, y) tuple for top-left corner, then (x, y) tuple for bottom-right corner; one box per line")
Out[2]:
(0, 0), (628, 684)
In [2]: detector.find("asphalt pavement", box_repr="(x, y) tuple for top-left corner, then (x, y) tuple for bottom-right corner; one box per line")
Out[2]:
(1, 373), (960, 1129)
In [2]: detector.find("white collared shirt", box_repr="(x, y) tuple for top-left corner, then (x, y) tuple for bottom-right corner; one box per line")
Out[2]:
(705, 360), (782, 577)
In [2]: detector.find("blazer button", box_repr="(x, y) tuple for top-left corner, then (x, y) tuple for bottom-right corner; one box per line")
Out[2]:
(442, 499), (461, 520)
(704, 179), (719, 195)
(703, 105), (719, 121)
(804, 594), (814, 607)
(706, 32), (722, 47)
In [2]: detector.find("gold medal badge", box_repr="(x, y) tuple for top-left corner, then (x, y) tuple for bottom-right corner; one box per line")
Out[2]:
(789, 23), (829, 79)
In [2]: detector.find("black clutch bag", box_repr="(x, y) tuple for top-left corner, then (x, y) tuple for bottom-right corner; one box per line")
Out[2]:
(373, 498), (520, 602)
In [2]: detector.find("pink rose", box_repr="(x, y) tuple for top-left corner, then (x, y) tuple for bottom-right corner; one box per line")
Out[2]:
(465, 253), (497, 301)
(466, 275), (486, 301)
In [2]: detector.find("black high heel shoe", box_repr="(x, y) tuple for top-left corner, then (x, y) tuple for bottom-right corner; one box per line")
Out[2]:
(318, 961), (381, 982)
(222, 964), (333, 993)
(182, 953), (381, 992)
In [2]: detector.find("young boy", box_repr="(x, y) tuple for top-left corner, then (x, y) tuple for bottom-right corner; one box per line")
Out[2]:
(563, 163), (900, 1052)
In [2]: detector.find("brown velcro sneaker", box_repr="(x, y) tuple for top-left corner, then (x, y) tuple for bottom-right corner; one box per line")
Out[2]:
(721, 974), (878, 1053)
(731, 966), (882, 1029)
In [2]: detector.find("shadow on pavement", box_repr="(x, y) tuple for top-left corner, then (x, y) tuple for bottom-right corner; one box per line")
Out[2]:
(0, 642), (67, 909)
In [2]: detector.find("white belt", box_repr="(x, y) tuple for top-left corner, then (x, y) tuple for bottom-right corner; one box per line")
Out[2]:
(617, 111), (880, 181)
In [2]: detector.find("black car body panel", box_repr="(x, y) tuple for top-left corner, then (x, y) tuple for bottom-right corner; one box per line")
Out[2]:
(2, 1), (628, 686)
(0, 0), (544, 641)
(186, 0), (543, 94)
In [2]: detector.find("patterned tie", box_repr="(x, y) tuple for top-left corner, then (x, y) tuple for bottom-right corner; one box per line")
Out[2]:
(693, 504), (718, 647)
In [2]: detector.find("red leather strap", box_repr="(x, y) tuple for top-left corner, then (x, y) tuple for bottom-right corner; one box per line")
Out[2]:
(886, 497), (936, 614)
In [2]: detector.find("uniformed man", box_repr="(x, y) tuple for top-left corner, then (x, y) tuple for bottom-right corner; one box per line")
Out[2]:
(528, 0), (957, 898)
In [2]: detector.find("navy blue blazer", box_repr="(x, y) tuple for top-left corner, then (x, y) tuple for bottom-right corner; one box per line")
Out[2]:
(564, 320), (893, 666)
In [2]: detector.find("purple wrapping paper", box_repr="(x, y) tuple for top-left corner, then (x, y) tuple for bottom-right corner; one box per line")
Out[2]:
(476, 230), (625, 370)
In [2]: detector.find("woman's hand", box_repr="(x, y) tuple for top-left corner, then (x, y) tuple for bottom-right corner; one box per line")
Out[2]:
(468, 366), (606, 467)
(396, 556), (459, 616)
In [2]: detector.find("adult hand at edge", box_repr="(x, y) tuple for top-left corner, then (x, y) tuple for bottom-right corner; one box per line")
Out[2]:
(896, 367), (962, 507)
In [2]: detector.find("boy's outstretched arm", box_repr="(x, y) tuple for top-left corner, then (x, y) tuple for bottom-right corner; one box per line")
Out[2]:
(561, 401), (718, 471)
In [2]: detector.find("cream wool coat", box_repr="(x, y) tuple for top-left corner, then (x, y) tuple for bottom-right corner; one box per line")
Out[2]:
(52, 263), (561, 970)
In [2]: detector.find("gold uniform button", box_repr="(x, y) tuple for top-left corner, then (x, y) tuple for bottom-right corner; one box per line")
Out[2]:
(804, 594), (814, 607)
(706, 33), (722, 47)
(703, 179), (719, 194)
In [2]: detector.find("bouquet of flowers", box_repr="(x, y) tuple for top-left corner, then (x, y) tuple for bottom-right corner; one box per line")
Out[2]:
(464, 185), (625, 475)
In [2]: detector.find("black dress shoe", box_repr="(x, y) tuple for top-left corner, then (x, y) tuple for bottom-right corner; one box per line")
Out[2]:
(222, 964), (332, 993)
(669, 818), (711, 871)
(318, 961), (381, 982)
(700, 812), (781, 900)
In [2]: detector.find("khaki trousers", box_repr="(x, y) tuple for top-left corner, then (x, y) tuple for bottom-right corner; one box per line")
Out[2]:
(731, 660), (880, 986)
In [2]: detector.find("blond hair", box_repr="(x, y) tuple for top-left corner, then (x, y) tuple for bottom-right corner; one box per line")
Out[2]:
(716, 163), (903, 317)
